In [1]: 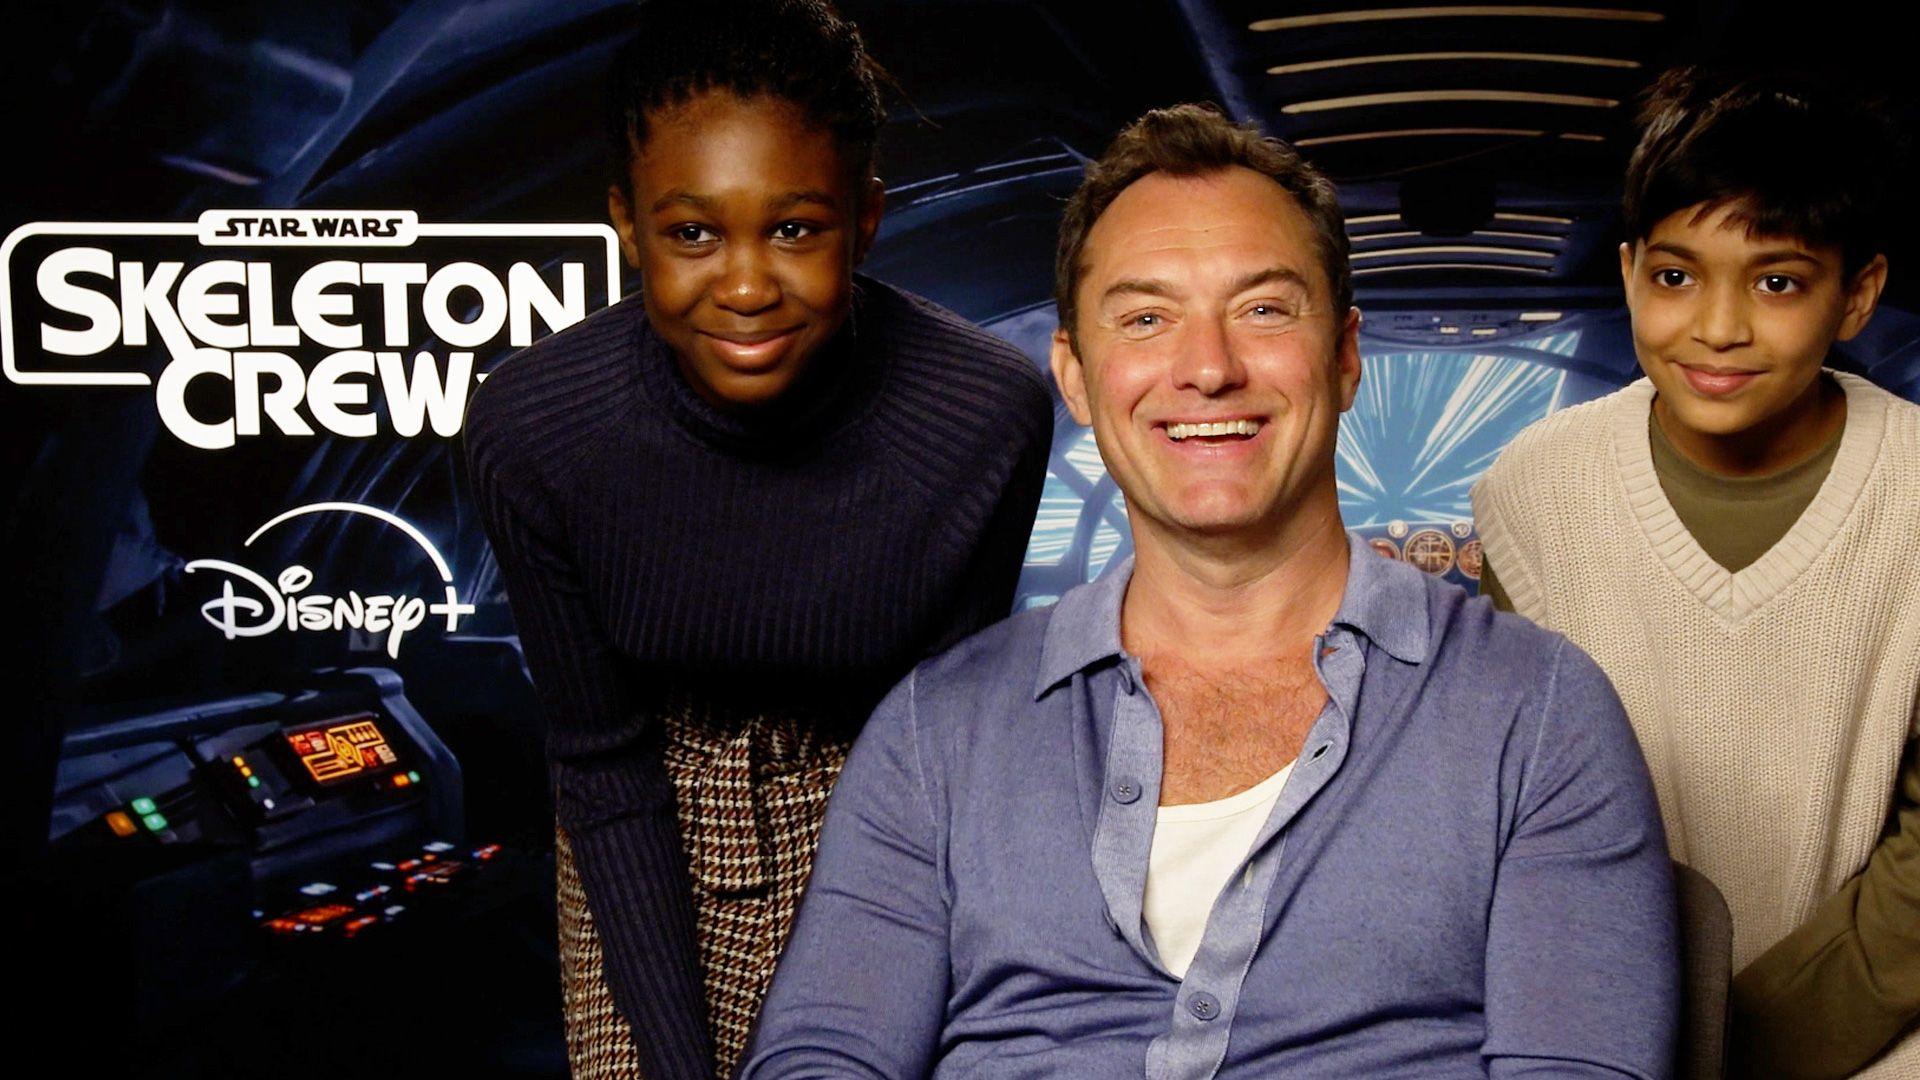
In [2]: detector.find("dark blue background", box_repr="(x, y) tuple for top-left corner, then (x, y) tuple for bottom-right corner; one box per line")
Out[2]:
(6, 3), (1917, 1075)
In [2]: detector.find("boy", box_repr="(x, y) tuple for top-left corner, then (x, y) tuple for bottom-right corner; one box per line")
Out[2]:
(1473, 67), (1920, 1077)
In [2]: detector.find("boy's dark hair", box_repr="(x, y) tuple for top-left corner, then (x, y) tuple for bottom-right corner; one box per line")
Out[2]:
(1055, 104), (1350, 347)
(1625, 66), (1899, 274)
(606, 0), (888, 188)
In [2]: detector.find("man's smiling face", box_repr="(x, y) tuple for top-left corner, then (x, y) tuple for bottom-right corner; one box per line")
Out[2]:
(1050, 166), (1360, 546)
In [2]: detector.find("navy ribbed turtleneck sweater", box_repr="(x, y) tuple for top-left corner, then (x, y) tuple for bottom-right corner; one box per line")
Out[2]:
(463, 275), (1054, 1078)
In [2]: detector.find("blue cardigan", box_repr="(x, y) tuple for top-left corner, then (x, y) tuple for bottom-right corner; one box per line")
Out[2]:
(744, 534), (1680, 1079)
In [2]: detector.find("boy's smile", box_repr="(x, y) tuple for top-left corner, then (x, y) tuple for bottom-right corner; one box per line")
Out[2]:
(1620, 200), (1886, 475)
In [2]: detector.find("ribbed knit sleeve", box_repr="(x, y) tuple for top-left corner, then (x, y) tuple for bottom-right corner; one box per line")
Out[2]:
(868, 299), (1054, 653)
(461, 276), (1053, 1077)
(1469, 406), (1584, 624)
(924, 398), (1051, 651)
(464, 343), (712, 1079)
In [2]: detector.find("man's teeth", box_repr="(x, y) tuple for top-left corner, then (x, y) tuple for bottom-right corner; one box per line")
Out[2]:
(1166, 419), (1261, 441)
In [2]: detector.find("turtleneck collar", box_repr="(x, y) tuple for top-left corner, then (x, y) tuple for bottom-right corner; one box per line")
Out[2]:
(631, 278), (885, 455)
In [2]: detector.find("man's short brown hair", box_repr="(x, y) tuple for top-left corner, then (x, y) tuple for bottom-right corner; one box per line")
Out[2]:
(1054, 103), (1351, 345)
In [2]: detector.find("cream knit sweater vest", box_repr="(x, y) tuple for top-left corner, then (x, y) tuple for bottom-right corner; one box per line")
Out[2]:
(1473, 373), (1920, 989)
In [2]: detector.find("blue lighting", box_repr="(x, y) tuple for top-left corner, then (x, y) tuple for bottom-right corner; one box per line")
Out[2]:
(1012, 330), (1580, 605)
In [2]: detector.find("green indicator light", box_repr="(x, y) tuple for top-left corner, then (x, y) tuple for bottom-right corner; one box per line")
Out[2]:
(131, 797), (157, 815)
(247, 776), (261, 789)
(142, 812), (169, 832)
(407, 771), (420, 784)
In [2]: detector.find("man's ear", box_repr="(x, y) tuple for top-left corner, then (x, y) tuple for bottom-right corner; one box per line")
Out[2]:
(1050, 326), (1093, 427)
(853, 176), (886, 265)
(1618, 241), (1635, 294)
(608, 183), (642, 269)
(1336, 306), (1363, 411)
(1838, 253), (1890, 341)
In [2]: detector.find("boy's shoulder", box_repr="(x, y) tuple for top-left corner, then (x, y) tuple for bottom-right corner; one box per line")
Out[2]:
(1836, 370), (1920, 439)
(1474, 382), (1653, 513)
(1493, 382), (1649, 477)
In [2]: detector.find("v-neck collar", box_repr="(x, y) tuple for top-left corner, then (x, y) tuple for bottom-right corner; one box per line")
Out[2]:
(1610, 372), (1886, 622)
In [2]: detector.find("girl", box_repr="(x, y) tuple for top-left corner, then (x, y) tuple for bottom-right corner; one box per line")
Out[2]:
(464, 2), (1053, 1077)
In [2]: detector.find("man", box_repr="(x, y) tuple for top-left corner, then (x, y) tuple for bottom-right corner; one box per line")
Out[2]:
(1473, 67), (1920, 1077)
(741, 104), (1679, 1079)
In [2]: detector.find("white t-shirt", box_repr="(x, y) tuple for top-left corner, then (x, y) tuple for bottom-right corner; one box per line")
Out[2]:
(1142, 761), (1295, 978)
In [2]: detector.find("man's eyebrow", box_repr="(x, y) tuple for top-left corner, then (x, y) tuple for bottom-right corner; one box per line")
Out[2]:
(1229, 267), (1310, 295)
(1099, 268), (1310, 306)
(1100, 278), (1183, 304)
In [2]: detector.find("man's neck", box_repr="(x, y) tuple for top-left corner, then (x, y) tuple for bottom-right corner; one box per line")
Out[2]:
(1121, 497), (1351, 666)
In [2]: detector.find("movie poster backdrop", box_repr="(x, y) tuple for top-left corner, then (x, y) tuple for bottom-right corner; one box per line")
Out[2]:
(8, 2), (1919, 1076)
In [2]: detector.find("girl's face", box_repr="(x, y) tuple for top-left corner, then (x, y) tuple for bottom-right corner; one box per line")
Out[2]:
(609, 91), (884, 411)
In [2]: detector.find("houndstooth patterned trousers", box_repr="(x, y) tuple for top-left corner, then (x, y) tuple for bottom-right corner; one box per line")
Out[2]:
(556, 698), (852, 1079)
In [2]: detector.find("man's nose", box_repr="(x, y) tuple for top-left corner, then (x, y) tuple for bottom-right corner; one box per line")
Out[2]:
(714, 245), (782, 315)
(1692, 281), (1753, 351)
(1171, 315), (1247, 395)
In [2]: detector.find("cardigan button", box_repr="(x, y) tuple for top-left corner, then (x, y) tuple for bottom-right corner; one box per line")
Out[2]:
(1110, 778), (1142, 804)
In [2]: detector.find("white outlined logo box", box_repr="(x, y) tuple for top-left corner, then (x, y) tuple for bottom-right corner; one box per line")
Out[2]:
(2, 215), (623, 387)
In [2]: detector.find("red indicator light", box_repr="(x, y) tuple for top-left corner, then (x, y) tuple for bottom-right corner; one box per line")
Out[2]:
(105, 811), (138, 838)
(342, 916), (380, 938)
(392, 774), (411, 788)
(283, 716), (397, 787)
(293, 904), (355, 926)
(473, 843), (502, 861)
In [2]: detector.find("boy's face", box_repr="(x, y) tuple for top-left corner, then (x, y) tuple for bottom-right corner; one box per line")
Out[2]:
(1619, 201), (1886, 461)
